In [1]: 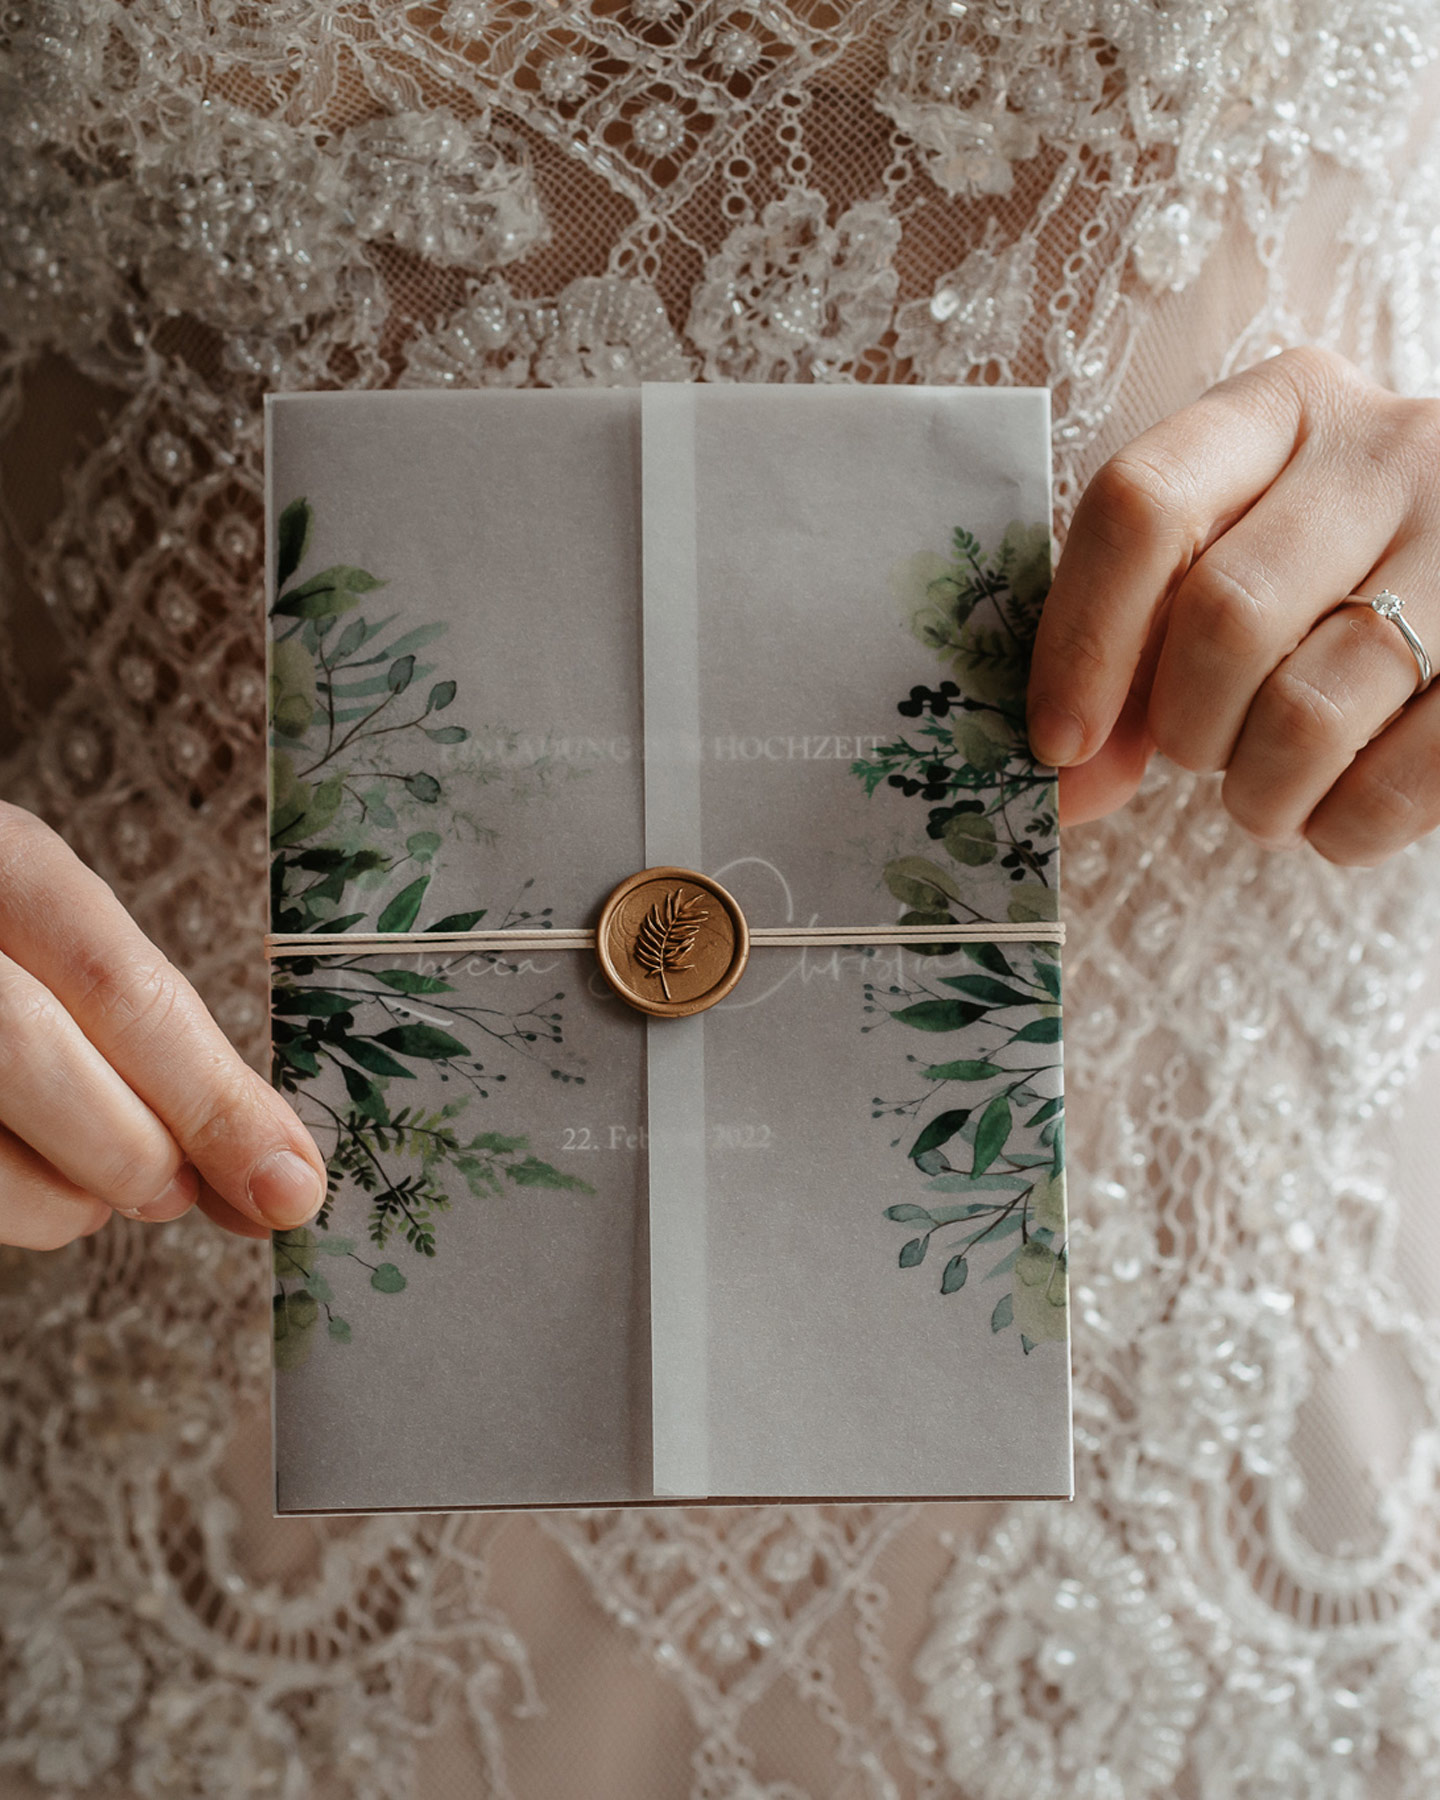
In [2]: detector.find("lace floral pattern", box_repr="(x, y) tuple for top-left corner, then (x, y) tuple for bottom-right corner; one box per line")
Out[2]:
(5, 1), (1440, 1795)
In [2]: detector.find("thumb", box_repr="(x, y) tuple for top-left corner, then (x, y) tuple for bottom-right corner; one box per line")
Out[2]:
(1056, 684), (1156, 827)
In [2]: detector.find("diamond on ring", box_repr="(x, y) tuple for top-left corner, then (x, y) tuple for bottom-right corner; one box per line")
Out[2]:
(1344, 588), (1433, 696)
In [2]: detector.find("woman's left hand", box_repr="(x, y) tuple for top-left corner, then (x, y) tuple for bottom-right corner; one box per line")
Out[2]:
(1028, 345), (1440, 864)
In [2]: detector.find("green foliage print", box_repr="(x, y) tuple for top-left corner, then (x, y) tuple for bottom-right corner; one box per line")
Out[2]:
(269, 497), (591, 1373)
(866, 941), (1067, 1353)
(851, 520), (1058, 928)
(854, 520), (1065, 1352)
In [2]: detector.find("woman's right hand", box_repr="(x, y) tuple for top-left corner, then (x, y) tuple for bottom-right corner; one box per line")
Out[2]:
(0, 802), (327, 1249)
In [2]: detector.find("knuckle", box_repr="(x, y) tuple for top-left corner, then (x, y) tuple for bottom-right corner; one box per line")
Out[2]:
(98, 1138), (176, 1210)
(1308, 757), (1440, 864)
(1267, 344), (1364, 412)
(179, 1058), (269, 1163)
(1219, 773), (1301, 847)
(0, 981), (64, 1084)
(1080, 451), (1194, 556)
(1373, 395), (1440, 493)
(71, 944), (188, 1045)
(1042, 615), (1109, 680)
(1253, 667), (1351, 760)
(1176, 561), (1272, 665)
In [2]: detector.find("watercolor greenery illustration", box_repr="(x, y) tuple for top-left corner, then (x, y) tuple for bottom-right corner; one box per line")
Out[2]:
(855, 521), (1066, 1353)
(268, 496), (590, 1372)
(852, 520), (1058, 929)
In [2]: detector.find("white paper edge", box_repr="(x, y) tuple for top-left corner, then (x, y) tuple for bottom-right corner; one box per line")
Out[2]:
(641, 383), (710, 1498)
(264, 394), (281, 1517)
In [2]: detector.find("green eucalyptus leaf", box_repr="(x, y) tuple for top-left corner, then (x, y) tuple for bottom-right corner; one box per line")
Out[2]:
(952, 620), (1027, 707)
(334, 616), (369, 658)
(272, 1227), (317, 1279)
(337, 1037), (415, 1079)
(952, 716), (1012, 773)
(1011, 1016), (1063, 1044)
(891, 999), (986, 1032)
(327, 1316), (353, 1344)
(898, 1235), (928, 1268)
(990, 1292), (1014, 1333)
(340, 1062), (389, 1123)
(373, 969), (454, 995)
(427, 680), (457, 713)
(962, 942), (1016, 980)
(423, 725), (469, 744)
(405, 773), (442, 804)
(406, 831), (442, 862)
(273, 568), (374, 620)
(1012, 1242), (1067, 1342)
(315, 912), (366, 934)
(428, 910), (486, 933)
(942, 811), (998, 866)
(387, 654), (416, 693)
(909, 1108), (971, 1162)
(312, 1236), (356, 1256)
(1031, 1170), (1067, 1234)
(378, 874), (430, 934)
(939, 974), (1036, 1007)
(919, 1059), (1005, 1082)
(271, 988), (356, 1017)
(275, 497), (312, 591)
(883, 855), (965, 909)
(925, 1173), (1027, 1194)
(505, 1156), (595, 1191)
(370, 1262), (407, 1294)
(1007, 883), (1059, 924)
(273, 1289), (320, 1369)
(270, 638), (317, 739)
(941, 1253), (969, 1293)
(375, 1023), (470, 1060)
(271, 774), (342, 849)
(883, 1204), (934, 1223)
(362, 621), (448, 662)
(972, 1094), (1012, 1177)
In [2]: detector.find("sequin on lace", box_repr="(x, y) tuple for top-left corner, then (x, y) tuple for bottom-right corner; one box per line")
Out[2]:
(5, 2), (1440, 1795)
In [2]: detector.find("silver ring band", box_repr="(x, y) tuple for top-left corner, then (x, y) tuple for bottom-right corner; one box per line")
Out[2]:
(1345, 589), (1433, 695)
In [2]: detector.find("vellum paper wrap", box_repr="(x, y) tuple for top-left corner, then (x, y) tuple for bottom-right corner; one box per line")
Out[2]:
(265, 385), (1071, 1513)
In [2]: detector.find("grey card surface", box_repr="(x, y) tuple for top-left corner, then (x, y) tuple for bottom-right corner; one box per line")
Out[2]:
(266, 385), (1071, 1513)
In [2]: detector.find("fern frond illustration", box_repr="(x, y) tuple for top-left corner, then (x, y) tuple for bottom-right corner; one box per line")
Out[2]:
(634, 888), (708, 999)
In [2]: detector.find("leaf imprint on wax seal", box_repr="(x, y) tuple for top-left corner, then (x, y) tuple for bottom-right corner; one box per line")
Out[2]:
(634, 888), (709, 999)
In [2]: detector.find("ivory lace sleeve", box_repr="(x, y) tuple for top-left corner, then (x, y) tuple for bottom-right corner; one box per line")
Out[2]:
(4, 5), (1440, 1796)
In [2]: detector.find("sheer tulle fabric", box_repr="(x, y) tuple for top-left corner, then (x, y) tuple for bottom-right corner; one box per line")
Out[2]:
(4, 4), (1440, 1795)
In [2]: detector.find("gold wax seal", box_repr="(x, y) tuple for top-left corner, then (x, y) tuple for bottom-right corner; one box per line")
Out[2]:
(596, 867), (749, 1018)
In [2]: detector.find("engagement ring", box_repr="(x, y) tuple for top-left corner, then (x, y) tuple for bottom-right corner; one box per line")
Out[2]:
(1345, 589), (1433, 695)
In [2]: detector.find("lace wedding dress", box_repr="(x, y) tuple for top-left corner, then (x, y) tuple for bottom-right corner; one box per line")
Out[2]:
(5, 3), (1440, 1795)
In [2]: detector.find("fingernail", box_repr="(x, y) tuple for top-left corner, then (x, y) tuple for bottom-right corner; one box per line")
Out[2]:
(124, 1162), (200, 1223)
(1028, 700), (1086, 766)
(248, 1149), (324, 1228)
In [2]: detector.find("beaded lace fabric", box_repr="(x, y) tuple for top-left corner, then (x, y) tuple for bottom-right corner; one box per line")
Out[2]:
(5, 2), (1440, 1795)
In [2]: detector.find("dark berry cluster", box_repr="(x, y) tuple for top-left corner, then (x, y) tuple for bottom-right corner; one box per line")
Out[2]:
(888, 761), (953, 801)
(1001, 840), (1037, 880)
(924, 797), (984, 838)
(897, 680), (961, 718)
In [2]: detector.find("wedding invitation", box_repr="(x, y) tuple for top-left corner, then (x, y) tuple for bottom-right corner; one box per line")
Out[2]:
(264, 384), (1072, 1513)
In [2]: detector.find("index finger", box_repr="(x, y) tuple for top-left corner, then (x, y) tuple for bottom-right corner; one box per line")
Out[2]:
(1026, 348), (1343, 766)
(0, 806), (325, 1231)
